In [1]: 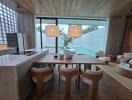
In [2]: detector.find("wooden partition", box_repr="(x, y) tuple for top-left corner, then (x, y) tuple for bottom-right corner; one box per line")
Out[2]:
(121, 16), (132, 52)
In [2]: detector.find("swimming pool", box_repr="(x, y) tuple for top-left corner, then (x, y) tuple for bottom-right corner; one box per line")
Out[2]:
(73, 47), (96, 57)
(44, 46), (96, 57)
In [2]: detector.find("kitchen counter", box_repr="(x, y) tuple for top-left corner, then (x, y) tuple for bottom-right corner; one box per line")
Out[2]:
(0, 49), (47, 67)
(0, 47), (14, 51)
(0, 49), (49, 100)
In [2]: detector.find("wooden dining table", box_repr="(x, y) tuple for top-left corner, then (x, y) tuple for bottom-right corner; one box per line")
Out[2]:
(35, 54), (106, 65)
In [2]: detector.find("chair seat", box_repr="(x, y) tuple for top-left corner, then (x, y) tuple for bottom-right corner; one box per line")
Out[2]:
(61, 74), (78, 81)
(80, 75), (92, 84)
(85, 69), (103, 75)
(33, 74), (53, 83)
(81, 67), (103, 84)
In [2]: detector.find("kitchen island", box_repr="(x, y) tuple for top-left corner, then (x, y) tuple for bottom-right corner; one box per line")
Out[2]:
(0, 49), (49, 100)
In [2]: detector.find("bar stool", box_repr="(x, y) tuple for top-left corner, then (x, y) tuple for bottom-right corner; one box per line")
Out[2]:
(59, 66), (79, 96)
(31, 67), (54, 95)
(80, 65), (103, 100)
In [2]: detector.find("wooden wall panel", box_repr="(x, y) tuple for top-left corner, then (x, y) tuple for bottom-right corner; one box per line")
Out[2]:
(121, 16), (132, 52)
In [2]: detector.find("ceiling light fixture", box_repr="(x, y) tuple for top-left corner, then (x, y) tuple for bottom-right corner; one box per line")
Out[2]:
(68, 0), (82, 38)
(44, 0), (59, 37)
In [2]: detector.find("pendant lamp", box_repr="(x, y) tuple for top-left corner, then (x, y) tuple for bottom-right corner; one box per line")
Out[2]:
(68, 25), (82, 37)
(68, 0), (82, 38)
(44, 0), (59, 37)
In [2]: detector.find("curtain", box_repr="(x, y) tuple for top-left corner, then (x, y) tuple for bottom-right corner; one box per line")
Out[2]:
(121, 16), (132, 52)
(17, 13), (35, 49)
(105, 17), (126, 56)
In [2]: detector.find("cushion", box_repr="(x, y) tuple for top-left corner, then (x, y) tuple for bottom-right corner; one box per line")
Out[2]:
(86, 69), (103, 75)
(129, 60), (132, 68)
(117, 55), (124, 59)
(91, 65), (97, 72)
(120, 58), (128, 64)
(118, 63), (132, 71)
(61, 75), (78, 81)
(124, 53), (132, 60)
(128, 59), (132, 65)
(80, 75), (92, 85)
(98, 57), (110, 62)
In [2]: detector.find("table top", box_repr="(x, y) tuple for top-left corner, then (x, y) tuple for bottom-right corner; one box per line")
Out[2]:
(35, 54), (106, 65)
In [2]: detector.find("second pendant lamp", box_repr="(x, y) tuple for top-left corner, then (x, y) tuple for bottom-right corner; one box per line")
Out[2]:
(68, 25), (82, 38)
(68, 0), (82, 38)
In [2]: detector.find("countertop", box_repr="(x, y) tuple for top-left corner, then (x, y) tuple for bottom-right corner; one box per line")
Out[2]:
(0, 49), (48, 67)
(0, 48), (15, 51)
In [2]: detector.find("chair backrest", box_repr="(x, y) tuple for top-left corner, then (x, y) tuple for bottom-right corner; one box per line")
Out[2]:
(60, 67), (79, 80)
(80, 66), (103, 82)
(31, 67), (53, 83)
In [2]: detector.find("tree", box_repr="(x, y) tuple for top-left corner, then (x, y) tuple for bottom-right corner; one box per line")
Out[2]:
(60, 29), (73, 48)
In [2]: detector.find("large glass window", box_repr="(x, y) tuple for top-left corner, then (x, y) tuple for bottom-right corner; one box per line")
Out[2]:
(35, 18), (57, 53)
(0, 2), (17, 45)
(58, 19), (109, 56)
(35, 18), (109, 56)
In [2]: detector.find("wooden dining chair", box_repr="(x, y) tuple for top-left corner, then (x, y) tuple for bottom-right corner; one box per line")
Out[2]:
(80, 65), (103, 100)
(59, 66), (79, 96)
(31, 66), (54, 95)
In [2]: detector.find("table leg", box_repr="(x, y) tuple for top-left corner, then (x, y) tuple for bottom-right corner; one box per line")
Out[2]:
(84, 64), (91, 71)
(58, 64), (61, 86)
(78, 64), (81, 89)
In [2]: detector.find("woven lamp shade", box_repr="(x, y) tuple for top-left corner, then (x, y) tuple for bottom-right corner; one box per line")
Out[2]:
(68, 25), (82, 38)
(45, 25), (59, 37)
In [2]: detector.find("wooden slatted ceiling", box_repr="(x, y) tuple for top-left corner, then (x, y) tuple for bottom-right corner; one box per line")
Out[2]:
(13, 0), (132, 18)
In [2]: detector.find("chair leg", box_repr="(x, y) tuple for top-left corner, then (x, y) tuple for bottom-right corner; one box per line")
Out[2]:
(78, 64), (80, 89)
(90, 82), (99, 100)
(77, 76), (80, 89)
(65, 80), (71, 97)
(84, 64), (91, 71)
(58, 64), (61, 86)
(36, 84), (43, 96)
(52, 75), (54, 87)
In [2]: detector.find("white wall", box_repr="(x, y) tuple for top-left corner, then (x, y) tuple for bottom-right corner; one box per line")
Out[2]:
(70, 28), (108, 52)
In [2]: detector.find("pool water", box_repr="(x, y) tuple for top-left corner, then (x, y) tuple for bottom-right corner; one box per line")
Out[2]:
(74, 47), (96, 57)
(45, 46), (96, 57)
